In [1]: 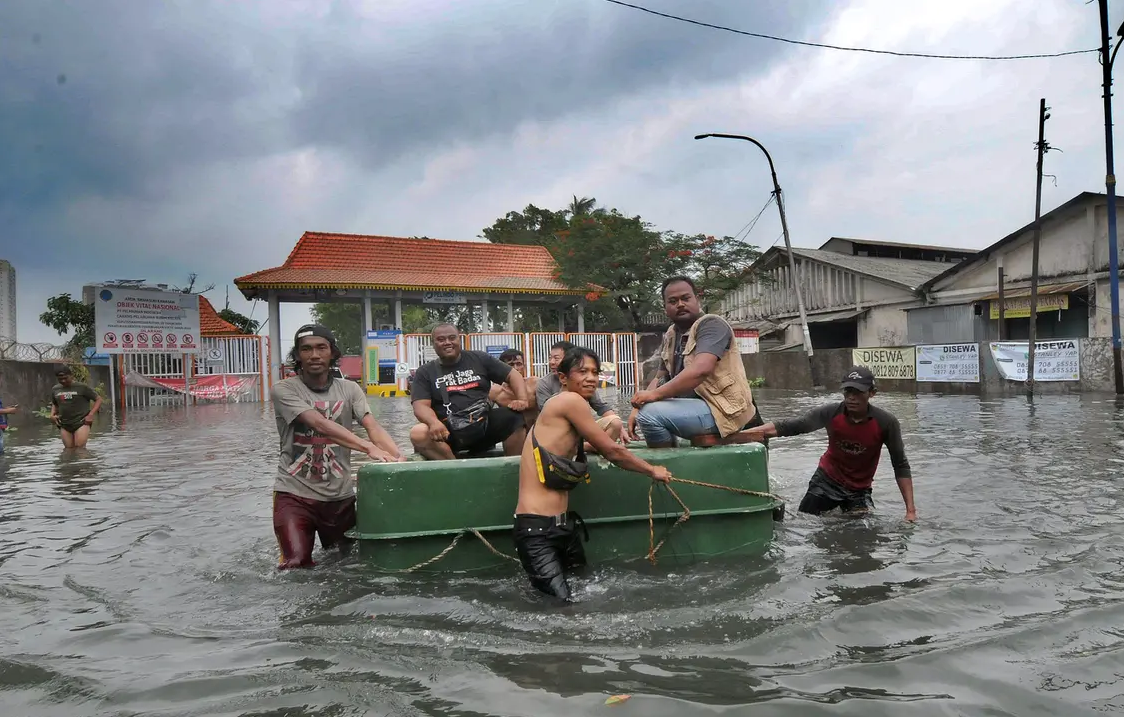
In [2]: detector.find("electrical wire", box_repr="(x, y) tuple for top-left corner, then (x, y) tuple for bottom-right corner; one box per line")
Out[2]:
(733, 195), (775, 243)
(602, 0), (1100, 61)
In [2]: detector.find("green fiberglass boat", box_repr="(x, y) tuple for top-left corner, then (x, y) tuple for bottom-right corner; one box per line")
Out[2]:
(350, 442), (783, 574)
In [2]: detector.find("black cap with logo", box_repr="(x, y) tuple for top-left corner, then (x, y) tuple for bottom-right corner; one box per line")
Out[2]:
(294, 324), (337, 348)
(840, 365), (875, 391)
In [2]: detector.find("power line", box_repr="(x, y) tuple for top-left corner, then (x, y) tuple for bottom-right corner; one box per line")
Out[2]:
(733, 195), (775, 243)
(602, 0), (1099, 61)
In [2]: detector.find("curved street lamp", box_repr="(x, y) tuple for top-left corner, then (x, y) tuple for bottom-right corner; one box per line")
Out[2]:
(694, 133), (817, 386)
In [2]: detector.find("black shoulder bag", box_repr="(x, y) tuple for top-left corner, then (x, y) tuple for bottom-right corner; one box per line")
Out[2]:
(436, 379), (491, 448)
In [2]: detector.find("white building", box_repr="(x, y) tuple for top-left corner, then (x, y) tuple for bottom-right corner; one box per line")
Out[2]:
(720, 238), (974, 351)
(0, 260), (15, 340)
(911, 191), (1124, 344)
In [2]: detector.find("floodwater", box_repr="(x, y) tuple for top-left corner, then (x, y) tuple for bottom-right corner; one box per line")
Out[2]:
(2, 388), (1124, 716)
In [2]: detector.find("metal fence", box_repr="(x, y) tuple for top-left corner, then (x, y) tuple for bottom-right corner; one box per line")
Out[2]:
(398, 331), (641, 389)
(123, 335), (268, 408)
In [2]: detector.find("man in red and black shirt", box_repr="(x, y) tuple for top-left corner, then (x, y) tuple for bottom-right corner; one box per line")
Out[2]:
(744, 366), (917, 521)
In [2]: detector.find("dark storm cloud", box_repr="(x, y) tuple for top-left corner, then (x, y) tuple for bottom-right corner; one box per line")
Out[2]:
(0, 0), (833, 218)
(288, 0), (835, 166)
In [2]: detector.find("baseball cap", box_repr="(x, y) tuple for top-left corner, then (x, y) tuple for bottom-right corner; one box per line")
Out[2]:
(840, 365), (875, 391)
(293, 324), (337, 347)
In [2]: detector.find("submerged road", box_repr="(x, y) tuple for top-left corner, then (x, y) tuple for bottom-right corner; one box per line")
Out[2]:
(1, 388), (1123, 716)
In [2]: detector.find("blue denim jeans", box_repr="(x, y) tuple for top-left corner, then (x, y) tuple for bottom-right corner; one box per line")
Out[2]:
(635, 398), (718, 445)
(0, 429), (6, 455)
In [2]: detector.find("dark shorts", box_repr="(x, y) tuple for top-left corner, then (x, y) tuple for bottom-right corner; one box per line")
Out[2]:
(743, 400), (768, 448)
(448, 406), (523, 456)
(513, 512), (588, 601)
(797, 468), (874, 515)
(59, 419), (87, 434)
(273, 491), (356, 570)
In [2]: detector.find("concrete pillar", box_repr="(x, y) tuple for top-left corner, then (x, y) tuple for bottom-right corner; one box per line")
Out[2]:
(362, 296), (373, 385)
(577, 303), (585, 333)
(394, 297), (403, 330)
(506, 297), (514, 332)
(558, 308), (565, 333)
(268, 291), (281, 381)
(481, 298), (490, 332)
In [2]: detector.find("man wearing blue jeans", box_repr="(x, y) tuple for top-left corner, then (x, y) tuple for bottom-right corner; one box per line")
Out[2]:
(626, 276), (764, 447)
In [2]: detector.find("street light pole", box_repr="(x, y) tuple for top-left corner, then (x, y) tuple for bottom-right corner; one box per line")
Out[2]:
(695, 133), (817, 386)
(1099, 0), (1124, 395)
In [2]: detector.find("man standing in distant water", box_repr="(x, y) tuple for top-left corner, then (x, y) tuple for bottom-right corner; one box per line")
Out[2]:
(491, 348), (540, 426)
(49, 365), (101, 449)
(742, 366), (917, 522)
(271, 324), (406, 570)
(0, 397), (18, 455)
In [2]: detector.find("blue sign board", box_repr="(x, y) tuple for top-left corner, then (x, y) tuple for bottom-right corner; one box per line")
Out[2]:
(83, 347), (111, 366)
(485, 345), (508, 358)
(367, 329), (402, 339)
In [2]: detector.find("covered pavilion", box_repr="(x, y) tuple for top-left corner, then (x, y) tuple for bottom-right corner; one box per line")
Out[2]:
(233, 232), (594, 383)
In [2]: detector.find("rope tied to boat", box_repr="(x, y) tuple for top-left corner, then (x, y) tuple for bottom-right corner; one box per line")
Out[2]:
(645, 476), (785, 565)
(398, 528), (520, 573)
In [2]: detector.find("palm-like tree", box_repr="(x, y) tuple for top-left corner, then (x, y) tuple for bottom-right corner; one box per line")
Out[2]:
(566, 195), (597, 217)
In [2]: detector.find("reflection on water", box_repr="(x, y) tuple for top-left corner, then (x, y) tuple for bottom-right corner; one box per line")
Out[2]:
(1, 389), (1123, 716)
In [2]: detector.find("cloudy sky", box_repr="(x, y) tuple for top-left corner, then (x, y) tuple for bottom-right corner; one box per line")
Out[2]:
(2, 0), (1114, 345)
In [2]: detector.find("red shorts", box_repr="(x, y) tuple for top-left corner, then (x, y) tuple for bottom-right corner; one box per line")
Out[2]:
(272, 491), (357, 570)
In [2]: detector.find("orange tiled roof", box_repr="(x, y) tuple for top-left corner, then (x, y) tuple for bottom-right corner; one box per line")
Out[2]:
(233, 232), (586, 295)
(199, 295), (248, 336)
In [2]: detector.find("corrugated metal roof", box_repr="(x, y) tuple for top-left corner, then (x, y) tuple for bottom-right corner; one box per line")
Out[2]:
(789, 248), (953, 289)
(806, 308), (867, 323)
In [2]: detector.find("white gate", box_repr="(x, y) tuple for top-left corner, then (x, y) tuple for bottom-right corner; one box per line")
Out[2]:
(528, 332), (566, 377)
(466, 332), (527, 371)
(613, 332), (640, 390)
(123, 335), (267, 408)
(123, 352), (188, 408)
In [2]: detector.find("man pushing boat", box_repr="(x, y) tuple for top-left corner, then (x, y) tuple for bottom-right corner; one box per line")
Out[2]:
(271, 324), (406, 570)
(514, 346), (671, 602)
(741, 365), (918, 522)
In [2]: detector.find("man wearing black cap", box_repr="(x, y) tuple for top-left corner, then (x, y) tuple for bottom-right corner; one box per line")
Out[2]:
(742, 365), (917, 522)
(270, 324), (406, 569)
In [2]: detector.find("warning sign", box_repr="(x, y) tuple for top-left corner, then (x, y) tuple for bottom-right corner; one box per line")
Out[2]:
(94, 287), (201, 354)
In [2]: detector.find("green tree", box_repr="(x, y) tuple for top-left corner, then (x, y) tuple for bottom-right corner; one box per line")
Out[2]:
(664, 233), (763, 313)
(217, 307), (260, 335)
(310, 303), (363, 353)
(39, 293), (94, 355)
(482, 197), (763, 329)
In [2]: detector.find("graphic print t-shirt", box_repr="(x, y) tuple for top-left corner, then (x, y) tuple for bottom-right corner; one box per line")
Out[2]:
(410, 351), (512, 421)
(271, 377), (371, 501)
(52, 382), (99, 426)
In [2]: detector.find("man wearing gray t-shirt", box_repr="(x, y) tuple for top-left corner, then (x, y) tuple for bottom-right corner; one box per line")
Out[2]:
(271, 324), (405, 570)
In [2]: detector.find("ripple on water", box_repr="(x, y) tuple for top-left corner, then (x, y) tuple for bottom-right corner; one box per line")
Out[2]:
(1, 393), (1124, 715)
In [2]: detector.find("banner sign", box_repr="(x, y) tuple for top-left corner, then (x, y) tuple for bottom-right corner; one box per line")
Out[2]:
(422, 291), (467, 304)
(990, 294), (1068, 320)
(733, 329), (760, 354)
(916, 343), (980, 383)
(124, 373), (259, 400)
(94, 288), (201, 354)
(851, 346), (916, 380)
(989, 340), (1081, 382)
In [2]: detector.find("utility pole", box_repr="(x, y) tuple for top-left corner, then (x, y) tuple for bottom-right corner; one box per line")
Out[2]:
(1027, 98), (1049, 394)
(694, 132), (818, 387)
(1099, 0), (1124, 395)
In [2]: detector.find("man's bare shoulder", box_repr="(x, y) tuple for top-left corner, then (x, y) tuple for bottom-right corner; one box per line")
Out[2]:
(543, 390), (588, 413)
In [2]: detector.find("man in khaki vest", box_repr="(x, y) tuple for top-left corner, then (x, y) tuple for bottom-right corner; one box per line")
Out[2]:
(625, 276), (764, 447)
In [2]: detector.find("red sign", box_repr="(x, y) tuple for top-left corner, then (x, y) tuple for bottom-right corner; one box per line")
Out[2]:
(166, 333), (177, 345)
(138, 332), (149, 344)
(104, 332), (116, 344)
(147, 375), (258, 400)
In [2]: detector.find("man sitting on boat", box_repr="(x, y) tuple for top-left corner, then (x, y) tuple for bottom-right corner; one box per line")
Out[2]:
(536, 340), (623, 443)
(410, 323), (530, 460)
(741, 365), (917, 522)
(515, 346), (671, 602)
(626, 276), (765, 447)
(271, 324), (406, 570)
(490, 349), (540, 427)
